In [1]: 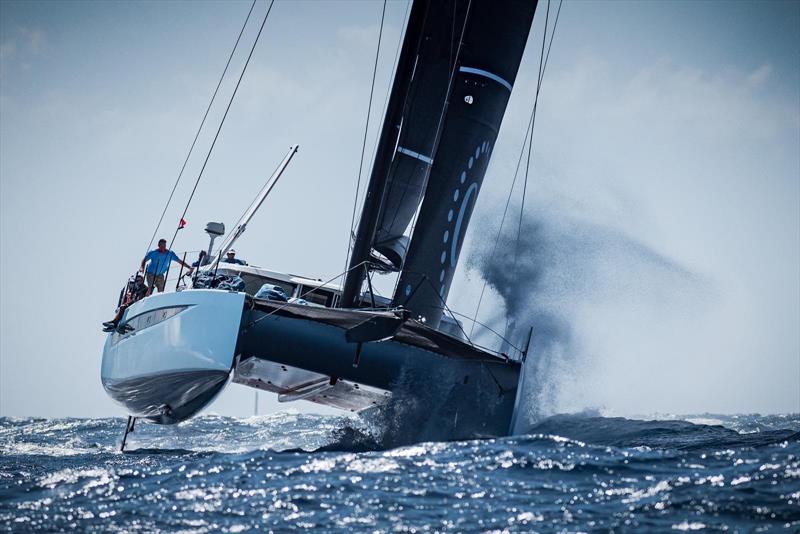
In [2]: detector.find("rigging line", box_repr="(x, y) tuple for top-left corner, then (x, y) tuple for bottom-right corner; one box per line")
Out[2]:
(541, 0), (564, 85)
(468, 105), (533, 337)
(419, 309), (517, 358)
(392, 0), (473, 299)
(420, 0), (473, 197)
(354, 0), (411, 235)
(342, 0), (388, 285)
(167, 0), (276, 255)
(444, 309), (524, 354)
(469, 0), (563, 337)
(507, 0), (555, 336)
(207, 153), (285, 263)
(144, 0), (257, 256)
(380, 0), (463, 241)
(513, 0), (550, 278)
(412, 0), (472, 205)
(449, 0), (457, 78)
(381, 1), (464, 241)
(417, 274), (473, 345)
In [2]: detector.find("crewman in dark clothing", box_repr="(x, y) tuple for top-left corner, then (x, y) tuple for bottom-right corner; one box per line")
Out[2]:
(103, 274), (147, 332)
(222, 249), (247, 265)
(192, 250), (209, 268)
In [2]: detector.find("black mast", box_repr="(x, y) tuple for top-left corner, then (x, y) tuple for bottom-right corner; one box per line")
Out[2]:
(340, 0), (431, 308)
(342, 0), (538, 323)
(393, 0), (538, 328)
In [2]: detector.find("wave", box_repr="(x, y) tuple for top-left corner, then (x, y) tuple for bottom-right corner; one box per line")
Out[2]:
(3, 412), (797, 457)
(519, 413), (800, 451)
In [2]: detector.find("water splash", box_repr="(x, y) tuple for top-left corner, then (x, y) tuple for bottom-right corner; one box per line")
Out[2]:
(468, 206), (712, 428)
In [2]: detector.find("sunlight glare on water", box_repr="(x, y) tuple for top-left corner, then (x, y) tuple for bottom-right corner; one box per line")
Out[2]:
(1, 413), (799, 532)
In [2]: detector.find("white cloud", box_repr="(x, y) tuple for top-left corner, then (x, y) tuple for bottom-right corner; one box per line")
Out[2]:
(20, 27), (46, 53)
(0, 39), (15, 60)
(0, 27), (46, 78)
(747, 63), (772, 87)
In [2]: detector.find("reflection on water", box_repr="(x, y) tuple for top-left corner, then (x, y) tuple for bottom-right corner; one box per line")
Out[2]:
(1, 412), (798, 532)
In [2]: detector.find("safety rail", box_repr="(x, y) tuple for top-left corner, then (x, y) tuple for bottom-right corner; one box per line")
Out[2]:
(435, 307), (528, 362)
(130, 254), (528, 362)
(121, 250), (207, 300)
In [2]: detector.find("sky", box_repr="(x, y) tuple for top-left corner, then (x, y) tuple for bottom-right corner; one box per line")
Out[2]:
(1, 0), (798, 419)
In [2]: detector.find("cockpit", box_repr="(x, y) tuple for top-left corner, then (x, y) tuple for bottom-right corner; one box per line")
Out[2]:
(212, 264), (342, 308)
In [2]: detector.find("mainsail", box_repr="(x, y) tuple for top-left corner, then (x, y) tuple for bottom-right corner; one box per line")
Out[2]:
(342, 0), (538, 329)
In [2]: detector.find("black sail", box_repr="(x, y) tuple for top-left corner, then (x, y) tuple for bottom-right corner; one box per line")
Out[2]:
(342, 0), (538, 322)
(392, 0), (537, 328)
(342, 0), (469, 306)
(371, 1), (471, 270)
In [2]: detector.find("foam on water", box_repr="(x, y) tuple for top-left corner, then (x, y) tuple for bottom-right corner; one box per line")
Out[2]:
(1, 413), (798, 532)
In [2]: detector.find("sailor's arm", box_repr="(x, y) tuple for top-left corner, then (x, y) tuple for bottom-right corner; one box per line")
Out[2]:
(177, 257), (194, 272)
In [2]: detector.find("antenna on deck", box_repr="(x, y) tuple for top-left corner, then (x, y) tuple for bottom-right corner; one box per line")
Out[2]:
(204, 222), (226, 261)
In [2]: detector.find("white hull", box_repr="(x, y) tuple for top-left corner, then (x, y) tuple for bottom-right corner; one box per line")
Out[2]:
(101, 290), (246, 423)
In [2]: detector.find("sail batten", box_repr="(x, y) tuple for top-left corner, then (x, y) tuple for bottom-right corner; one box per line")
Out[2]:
(396, 147), (434, 165)
(458, 66), (514, 92)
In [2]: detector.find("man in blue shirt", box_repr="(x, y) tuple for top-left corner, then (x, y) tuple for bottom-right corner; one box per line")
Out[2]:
(140, 238), (194, 295)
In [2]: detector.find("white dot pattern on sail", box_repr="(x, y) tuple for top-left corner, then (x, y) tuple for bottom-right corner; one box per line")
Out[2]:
(438, 140), (491, 298)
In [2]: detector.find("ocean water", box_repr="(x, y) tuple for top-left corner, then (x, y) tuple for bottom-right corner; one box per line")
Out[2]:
(1, 412), (798, 532)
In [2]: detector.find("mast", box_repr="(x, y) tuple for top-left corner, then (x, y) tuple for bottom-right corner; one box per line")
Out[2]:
(392, 0), (538, 328)
(340, 0), (431, 308)
(342, 0), (538, 326)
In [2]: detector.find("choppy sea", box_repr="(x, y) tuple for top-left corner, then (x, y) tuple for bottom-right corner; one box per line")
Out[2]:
(1, 412), (798, 532)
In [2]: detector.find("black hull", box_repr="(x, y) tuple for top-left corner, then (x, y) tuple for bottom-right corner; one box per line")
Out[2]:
(237, 300), (521, 440)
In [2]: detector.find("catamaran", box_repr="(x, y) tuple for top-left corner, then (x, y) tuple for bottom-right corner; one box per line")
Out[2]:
(101, 0), (542, 449)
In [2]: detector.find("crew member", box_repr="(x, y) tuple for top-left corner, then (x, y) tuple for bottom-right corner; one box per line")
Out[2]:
(222, 249), (247, 265)
(141, 238), (193, 295)
(192, 250), (209, 268)
(103, 274), (147, 331)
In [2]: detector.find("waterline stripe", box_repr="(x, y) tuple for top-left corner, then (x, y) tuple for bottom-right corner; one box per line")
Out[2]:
(459, 66), (512, 92)
(397, 146), (434, 165)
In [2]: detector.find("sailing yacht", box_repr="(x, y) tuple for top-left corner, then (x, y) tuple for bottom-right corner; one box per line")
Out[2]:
(101, 0), (540, 444)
